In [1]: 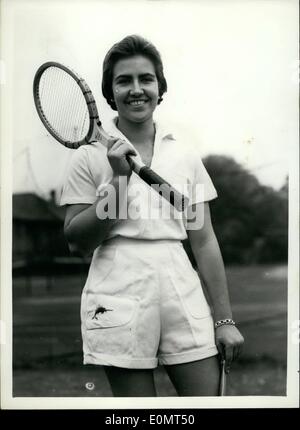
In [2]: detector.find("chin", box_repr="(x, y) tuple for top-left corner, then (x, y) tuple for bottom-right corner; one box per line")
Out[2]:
(132, 115), (152, 124)
(126, 111), (154, 123)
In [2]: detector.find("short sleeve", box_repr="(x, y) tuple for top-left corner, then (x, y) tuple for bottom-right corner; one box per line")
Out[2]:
(59, 147), (97, 206)
(190, 156), (218, 205)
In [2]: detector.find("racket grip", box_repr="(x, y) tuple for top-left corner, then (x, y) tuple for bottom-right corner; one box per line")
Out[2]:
(96, 128), (189, 211)
(219, 359), (227, 396)
(135, 164), (188, 212)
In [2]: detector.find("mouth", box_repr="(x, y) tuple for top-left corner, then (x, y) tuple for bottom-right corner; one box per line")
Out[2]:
(126, 99), (149, 106)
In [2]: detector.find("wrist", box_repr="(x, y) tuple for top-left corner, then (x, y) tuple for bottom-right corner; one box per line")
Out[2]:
(213, 312), (233, 323)
(214, 318), (236, 329)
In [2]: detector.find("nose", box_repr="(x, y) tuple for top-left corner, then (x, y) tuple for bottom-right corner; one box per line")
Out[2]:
(130, 79), (143, 96)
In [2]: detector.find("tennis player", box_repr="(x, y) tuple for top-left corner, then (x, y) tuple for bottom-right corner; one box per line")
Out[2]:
(60, 35), (244, 397)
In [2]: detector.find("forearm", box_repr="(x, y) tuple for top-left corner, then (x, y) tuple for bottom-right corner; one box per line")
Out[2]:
(188, 204), (244, 366)
(191, 234), (232, 322)
(65, 175), (128, 255)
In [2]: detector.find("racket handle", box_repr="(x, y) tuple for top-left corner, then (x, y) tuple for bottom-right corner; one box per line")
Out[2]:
(219, 359), (227, 396)
(96, 126), (189, 211)
(128, 156), (189, 212)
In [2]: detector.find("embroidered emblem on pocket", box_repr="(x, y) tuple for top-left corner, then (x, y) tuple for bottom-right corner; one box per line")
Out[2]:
(92, 306), (113, 320)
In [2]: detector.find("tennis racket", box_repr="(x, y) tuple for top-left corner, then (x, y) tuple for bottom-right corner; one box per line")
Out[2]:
(219, 359), (227, 396)
(33, 61), (188, 212)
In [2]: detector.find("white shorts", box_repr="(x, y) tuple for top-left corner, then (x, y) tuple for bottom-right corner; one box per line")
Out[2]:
(81, 237), (218, 369)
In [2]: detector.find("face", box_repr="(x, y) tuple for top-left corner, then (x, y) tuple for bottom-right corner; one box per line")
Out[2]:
(112, 55), (159, 124)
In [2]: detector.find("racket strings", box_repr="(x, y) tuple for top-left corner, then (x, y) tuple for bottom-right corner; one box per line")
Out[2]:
(38, 67), (90, 143)
(80, 110), (89, 141)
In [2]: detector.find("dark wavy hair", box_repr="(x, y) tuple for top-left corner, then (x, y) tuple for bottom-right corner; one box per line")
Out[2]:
(102, 35), (167, 111)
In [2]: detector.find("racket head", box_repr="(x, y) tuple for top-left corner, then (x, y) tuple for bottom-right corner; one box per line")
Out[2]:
(33, 61), (100, 149)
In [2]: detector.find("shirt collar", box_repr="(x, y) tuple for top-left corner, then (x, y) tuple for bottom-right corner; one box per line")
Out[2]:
(105, 117), (175, 143)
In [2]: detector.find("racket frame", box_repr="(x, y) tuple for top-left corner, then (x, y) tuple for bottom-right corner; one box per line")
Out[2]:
(33, 61), (108, 149)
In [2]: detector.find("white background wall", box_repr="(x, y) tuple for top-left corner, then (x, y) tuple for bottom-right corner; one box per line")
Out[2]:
(2, 0), (298, 197)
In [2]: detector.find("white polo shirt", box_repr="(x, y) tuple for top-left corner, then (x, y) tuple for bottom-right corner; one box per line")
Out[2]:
(60, 118), (217, 241)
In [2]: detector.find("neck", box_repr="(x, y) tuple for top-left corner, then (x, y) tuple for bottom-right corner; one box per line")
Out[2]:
(116, 117), (155, 146)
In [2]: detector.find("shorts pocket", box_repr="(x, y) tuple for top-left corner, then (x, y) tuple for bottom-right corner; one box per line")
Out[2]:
(89, 243), (117, 287)
(168, 243), (211, 320)
(183, 283), (212, 320)
(84, 294), (138, 357)
(86, 294), (137, 330)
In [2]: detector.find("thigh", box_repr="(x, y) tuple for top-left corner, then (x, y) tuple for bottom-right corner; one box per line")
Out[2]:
(164, 355), (220, 396)
(104, 366), (157, 397)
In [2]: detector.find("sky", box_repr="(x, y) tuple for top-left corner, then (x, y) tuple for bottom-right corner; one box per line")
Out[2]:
(2, 0), (298, 198)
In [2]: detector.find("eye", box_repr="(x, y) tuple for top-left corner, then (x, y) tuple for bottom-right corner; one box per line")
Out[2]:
(116, 78), (130, 85)
(141, 76), (155, 83)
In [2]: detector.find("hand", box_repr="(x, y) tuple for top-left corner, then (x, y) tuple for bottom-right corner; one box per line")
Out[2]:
(107, 137), (137, 177)
(215, 325), (244, 373)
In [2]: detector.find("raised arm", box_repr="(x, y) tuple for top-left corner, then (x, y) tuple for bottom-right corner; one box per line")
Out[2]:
(64, 138), (137, 256)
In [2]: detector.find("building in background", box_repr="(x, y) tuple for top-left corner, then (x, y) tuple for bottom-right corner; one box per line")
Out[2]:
(13, 192), (89, 285)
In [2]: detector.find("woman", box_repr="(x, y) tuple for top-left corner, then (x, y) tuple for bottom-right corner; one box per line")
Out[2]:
(60, 34), (244, 397)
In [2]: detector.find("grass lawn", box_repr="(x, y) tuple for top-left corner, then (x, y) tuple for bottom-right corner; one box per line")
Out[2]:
(13, 359), (286, 397)
(12, 264), (288, 397)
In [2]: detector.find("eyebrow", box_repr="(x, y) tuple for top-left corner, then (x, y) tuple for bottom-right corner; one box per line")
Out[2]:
(114, 72), (156, 81)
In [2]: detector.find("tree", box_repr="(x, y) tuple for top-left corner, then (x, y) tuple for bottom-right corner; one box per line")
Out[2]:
(200, 155), (288, 264)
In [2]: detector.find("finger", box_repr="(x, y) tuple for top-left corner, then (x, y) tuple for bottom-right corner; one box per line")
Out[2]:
(236, 342), (243, 360)
(113, 145), (137, 159)
(109, 139), (137, 156)
(126, 153), (138, 168)
(125, 148), (138, 157)
(224, 346), (234, 373)
(216, 341), (225, 361)
(107, 139), (124, 153)
(232, 346), (240, 362)
(107, 137), (120, 151)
